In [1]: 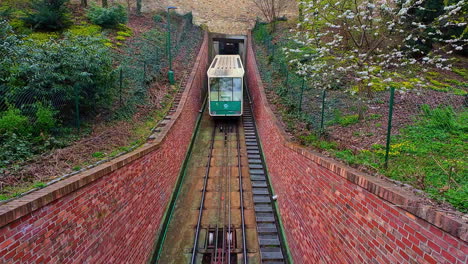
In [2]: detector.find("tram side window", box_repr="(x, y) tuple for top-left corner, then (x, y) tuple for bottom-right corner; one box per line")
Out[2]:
(210, 78), (220, 101)
(219, 78), (232, 101)
(233, 78), (242, 101)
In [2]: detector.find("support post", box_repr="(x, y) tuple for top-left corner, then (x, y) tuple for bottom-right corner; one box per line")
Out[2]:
(284, 67), (289, 89)
(143, 61), (147, 86)
(320, 89), (326, 134)
(167, 7), (177, 85)
(384, 87), (395, 169)
(74, 84), (80, 133)
(119, 68), (123, 106)
(299, 78), (305, 112)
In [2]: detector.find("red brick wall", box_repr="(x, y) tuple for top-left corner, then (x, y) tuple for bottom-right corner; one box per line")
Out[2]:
(246, 35), (467, 263)
(0, 33), (209, 264)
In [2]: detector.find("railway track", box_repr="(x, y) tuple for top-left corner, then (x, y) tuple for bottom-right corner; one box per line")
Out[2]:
(189, 100), (286, 263)
(190, 120), (248, 264)
(156, 92), (287, 264)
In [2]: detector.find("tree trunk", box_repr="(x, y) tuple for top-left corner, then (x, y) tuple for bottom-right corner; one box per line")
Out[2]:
(137, 0), (142, 15)
(81, 0), (87, 7)
(102, 0), (108, 8)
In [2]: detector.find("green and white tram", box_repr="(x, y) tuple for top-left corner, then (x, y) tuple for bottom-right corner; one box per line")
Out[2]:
(207, 55), (244, 117)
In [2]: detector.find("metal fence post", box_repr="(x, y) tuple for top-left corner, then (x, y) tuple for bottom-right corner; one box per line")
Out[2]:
(271, 42), (275, 59)
(143, 61), (147, 86)
(384, 87), (396, 169)
(119, 68), (123, 106)
(320, 89), (326, 133)
(74, 84), (80, 133)
(299, 78), (305, 112)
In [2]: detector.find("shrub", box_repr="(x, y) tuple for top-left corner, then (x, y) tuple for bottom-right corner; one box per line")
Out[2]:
(116, 31), (131, 37)
(26, 31), (60, 43)
(67, 24), (102, 37)
(87, 4), (127, 28)
(153, 14), (163, 23)
(0, 108), (31, 136)
(1, 23), (116, 124)
(0, 132), (34, 167)
(22, 0), (71, 31)
(35, 103), (57, 134)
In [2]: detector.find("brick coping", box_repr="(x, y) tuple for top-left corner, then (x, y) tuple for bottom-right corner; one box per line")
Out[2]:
(0, 32), (209, 229)
(246, 33), (468, 242)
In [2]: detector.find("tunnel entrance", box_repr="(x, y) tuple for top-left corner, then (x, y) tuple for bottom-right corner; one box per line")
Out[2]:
(218, 40), (240, 55)
(209, 34), (246, 63)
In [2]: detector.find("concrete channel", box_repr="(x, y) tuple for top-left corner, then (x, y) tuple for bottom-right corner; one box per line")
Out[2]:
(151, 34), (288, 264)
(156, 109), (261, 263)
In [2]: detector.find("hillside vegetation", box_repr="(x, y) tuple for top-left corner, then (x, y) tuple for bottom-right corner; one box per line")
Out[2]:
(253, 0), (467, 212)
(0, 0), (202, 199)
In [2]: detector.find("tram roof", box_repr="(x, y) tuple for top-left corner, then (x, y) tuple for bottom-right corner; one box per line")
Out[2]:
(207, 55), (245, 78)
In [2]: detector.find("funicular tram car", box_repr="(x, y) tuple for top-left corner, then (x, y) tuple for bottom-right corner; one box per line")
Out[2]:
(207, 55), (245, 117)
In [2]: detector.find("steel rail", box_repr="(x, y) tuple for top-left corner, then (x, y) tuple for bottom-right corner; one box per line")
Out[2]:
(221, 122), (228, 263)
(190, 123), (217, 264)
(227, 123), (233, 264)
(237, 124), (248, 264)
(214, 122), (225, 264)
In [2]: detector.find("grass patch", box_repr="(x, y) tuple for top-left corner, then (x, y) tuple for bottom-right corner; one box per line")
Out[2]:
(338, 114), (359, 126)
(299, 133), (338, 150)
(329, 105), (467, 212)
(452, 68), (468, 79)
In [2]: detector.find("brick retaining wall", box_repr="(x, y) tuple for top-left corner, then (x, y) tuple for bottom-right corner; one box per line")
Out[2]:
(245, 34), (467, 263)
(0, 33), (209, 263)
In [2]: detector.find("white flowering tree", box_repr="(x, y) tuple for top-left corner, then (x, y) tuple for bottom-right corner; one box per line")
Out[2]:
(286, 0), (467, 98)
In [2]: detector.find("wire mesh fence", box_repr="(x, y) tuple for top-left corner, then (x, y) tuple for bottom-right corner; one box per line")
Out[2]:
(252, 21), (467, 178)
(112, 12), (202, 119)
(0, 12), (202, 130)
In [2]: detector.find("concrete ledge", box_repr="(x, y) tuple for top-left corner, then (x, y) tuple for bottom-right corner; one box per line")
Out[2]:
(0, 32), (209, 229)
(247, 33), (467, 243)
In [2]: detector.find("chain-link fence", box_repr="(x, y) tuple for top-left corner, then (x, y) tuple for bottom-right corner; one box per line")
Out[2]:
(253, 21), (467, 209)
(0, 12), (204, 191)
(0, 12), (202, 129)
(112, 12), (202, 120)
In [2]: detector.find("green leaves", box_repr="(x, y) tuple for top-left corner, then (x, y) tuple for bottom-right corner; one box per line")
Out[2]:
(22, 0), (71, 31)
(0, 108), (30, 136)
(87, 4), (127, 28)
(1, 28), (115, 120)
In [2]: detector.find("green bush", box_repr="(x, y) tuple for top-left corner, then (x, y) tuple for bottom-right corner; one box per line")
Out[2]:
(22, 0), (71, 31)
(35, 103), (57, 134)
(26, 31), (60, 43)
(153, 14), (163, 23)
(87, 4), (127, 28)
(0, 108), (30, 136)
(67, 24), (102, 37)
(1, 21), (116, 123)
(116, 31), (131, 37)
(0, 132), (34, 167)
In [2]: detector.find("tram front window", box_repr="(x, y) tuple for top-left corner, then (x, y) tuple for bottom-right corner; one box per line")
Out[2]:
(219, 78), (232, 101)
(210, 78), (242, 101)
(210, 78), (220, 101)
(210, 78), (235, 101)
(233, 78), (242, 101)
